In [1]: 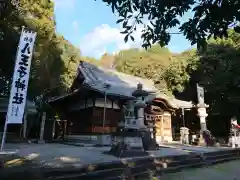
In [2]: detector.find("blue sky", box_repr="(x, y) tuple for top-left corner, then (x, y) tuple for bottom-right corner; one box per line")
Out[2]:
(54, 0), (194, 58)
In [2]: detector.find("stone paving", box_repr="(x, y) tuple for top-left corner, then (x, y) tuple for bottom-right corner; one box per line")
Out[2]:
(160, 144), (232, 153)
(161, 160), (240, 180)
(3, 143), (189, 168)
(2, 143), (240, 180)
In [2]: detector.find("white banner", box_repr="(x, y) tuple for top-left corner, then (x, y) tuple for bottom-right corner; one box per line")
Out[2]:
(6, 28), (37, 124)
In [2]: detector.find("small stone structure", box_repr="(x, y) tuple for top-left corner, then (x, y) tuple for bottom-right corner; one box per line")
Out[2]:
(229, 133), (240, 148)
(191, 134), (198, 145)
(180, 127), (189, 144)
(109, 83), (155, 157)
(228, 117), (240, 148)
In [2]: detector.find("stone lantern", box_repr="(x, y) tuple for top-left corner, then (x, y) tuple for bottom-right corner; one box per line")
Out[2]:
(132, 83), (158, 150)
(108, 83), (158, 157)
(132, 83), (149, 129)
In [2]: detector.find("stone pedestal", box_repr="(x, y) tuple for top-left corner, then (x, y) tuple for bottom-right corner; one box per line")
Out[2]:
(108, 129), (148, 157)
(229, 128), (240, 148)
(180, 127), (189, 144)
(197, 106), (208, 131)
(197, 104), (210, 146)
(97, 134), (112, 146)
(198, 134), (206, 146)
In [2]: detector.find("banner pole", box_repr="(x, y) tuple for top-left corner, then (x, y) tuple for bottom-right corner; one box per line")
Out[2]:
(0, 26), (25, 152)
(1, 118), (8, 151)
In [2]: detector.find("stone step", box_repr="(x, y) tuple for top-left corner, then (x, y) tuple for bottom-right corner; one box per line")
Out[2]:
(64, 149), (240, 179)
(1, 146), (240, 180)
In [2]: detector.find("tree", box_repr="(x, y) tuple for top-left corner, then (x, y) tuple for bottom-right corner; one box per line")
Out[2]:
(164, 30), (240, 118)
(99, 53), (116, 69)
(0, 0), (81, 99)
(100, 0), (240, 49)
(114, 46), (174, 94)
(194, 38), (240, 116)
(163, 49), (198, 93)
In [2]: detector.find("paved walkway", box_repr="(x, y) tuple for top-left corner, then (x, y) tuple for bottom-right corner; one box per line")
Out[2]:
(161, 160), (240, 180)
(2, 143), (240, 180)
(3, 143), (189, 168)
(161, 143), (232, 152)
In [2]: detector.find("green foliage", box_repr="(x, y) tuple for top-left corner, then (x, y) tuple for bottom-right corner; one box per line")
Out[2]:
(111, 46), (200, 96)
(114, 46), (175, 94)
(164, 30), (240, 116)
(191, 31), (240, 115)
(0, 0), (83, 99)
(2, 0), (240, 121)
(99, 53), (116, 68)
(113, 30), (240, 118)
(100, 0), (240, 49)
(164, 49), (198, 93)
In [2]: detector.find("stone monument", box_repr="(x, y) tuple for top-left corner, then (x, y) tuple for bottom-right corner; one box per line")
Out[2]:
(196, 84), (214, 146)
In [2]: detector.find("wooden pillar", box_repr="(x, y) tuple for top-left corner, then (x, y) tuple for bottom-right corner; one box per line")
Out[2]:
(161, 115), (164, 141)
(163, 111), (172, 142)
(52, 119), (55, 139)
(39, 112), (46, 142)
(23, 112), (28, 139)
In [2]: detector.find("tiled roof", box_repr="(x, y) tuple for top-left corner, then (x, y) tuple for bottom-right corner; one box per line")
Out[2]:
(155, 92), (193, 109)
(78, 61), (157, 98)
(49, 61), (193, 109)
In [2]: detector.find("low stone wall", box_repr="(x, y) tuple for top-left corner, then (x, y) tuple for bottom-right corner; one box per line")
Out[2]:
(67, 134), (173, 146)
(66, 134), (112, 145)
(156, 135), (173, 144)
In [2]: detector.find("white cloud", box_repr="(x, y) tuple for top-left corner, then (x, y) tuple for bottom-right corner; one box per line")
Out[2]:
(79, 17), (192, 58)
(79, 24), (144, 58)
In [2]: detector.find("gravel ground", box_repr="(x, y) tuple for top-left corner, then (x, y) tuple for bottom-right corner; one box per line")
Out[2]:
(160, 160), (240, 180)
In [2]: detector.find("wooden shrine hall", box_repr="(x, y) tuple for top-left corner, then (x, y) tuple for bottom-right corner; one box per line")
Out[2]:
(48, 61), (193, 144)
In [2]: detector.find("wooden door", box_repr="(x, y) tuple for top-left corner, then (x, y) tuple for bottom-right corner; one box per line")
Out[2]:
(155, 115), (163, 137)
(163, 114), (172, 138)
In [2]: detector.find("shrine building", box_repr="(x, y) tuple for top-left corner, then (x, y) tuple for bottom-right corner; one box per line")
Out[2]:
(48, 61), (193, 144)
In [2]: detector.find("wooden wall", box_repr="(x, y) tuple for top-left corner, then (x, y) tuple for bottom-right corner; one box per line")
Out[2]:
(67, 107), (93, 135)
(91, 107), (123, 133)
(145, 111), (173, 142)
(66, 106), (124, 135)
